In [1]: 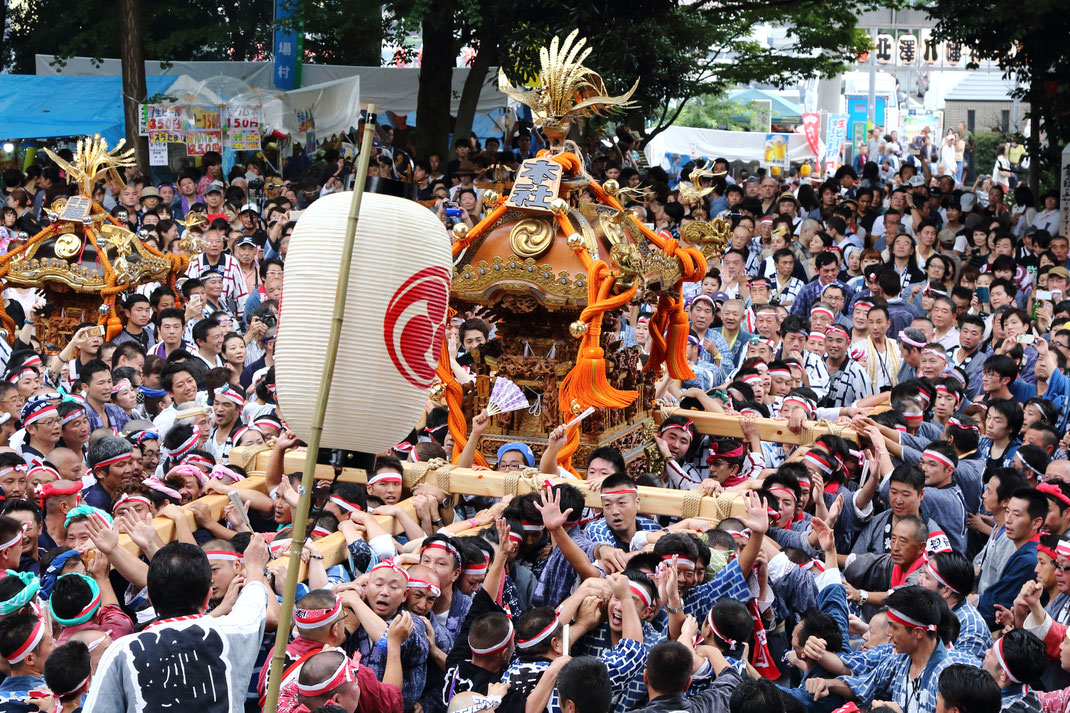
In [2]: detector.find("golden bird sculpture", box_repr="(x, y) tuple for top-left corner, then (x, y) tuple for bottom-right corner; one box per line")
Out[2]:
(677, 161), (718, 206)
(42, 135), (137, 197)
(498, 30), (638, 148)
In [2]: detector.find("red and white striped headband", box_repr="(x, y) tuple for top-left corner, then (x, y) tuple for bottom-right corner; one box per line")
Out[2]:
(507, 531), (523, 544)
(9, 368), (35, 383)
(253, 417), (281, 431)
(662, 554), (696, 569)
(947, 417), (978, 433)
(311, 526), (332, 538)
(769, 368), (791, 378)
(368, 471), (403, 486)
(729, 528), (751, 543)
(628, 583), (653, 608)
(1056, 540), (1070, 560)
(808, 332), (826, 340)
(995, 636), (1021, 683)
(519, 520), (543, 532)
(658, 420), (694, 436)
(421, 540), (460, 563)
(925, 563), (958, 593)
(330, 496), (363, 513)
(601, 487), (638, 497)
(93, 452), (132, 470)
(111, 378), (131, 394)
(182, 454), (214, 470)
(463, 555), (490, 575)
(783, 396), (815, 417)
(922, 449), (955, 470)
(470, 620), (514, 655)
(205, 550), (243, 562)
(22, 403), (57, 427)
(741, 373), (762, 384)
(801, 559), (826, 573)
(922, 348), (947, 363)
(167, 427), (200, 459)
(295, 597), (342, 630)
(803, 453), (832, 474)
(20, 356), (41, 369)
(903, 411), (924, 421)
(516, 617), (559, 649)
(706, 611), (736, 648)
(406, 579), (442, 597)
(811, 307), (834, 320)
(371, 559), (409, 581)
(886, 607), (936, 632)
(6, 617), (44, 663)
(825, 325), (849, 339)
(213, 386), (245, 407)
(114, 493), (151, 509)
(60, 408), (86, 427)
(295, 655), (354, 696)
(767, 486), (797, 503)
(0, 523), (28, 551)
(231, 425), (262, 443)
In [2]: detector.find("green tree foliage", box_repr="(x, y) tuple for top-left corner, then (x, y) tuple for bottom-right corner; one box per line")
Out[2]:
(675, 95), (765, 131)
(927, 0), (1070, 191)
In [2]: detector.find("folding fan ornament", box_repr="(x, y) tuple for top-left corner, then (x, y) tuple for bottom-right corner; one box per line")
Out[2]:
(486, 378), (529, 416)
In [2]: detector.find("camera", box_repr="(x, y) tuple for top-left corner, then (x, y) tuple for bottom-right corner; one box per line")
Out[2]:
(444, 201), (463, 219)
(260, 314), (278, 329)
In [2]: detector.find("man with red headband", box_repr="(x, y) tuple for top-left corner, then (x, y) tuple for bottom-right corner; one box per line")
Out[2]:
(0, 610), (55, 706)
(806, 586), (951, 713)
(654, 415), (704, 490)
(82, 436), (134, 515)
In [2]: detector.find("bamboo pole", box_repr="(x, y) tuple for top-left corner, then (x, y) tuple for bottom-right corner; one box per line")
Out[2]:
(263, 104), (381, 713)
(653, 405), (859, 444)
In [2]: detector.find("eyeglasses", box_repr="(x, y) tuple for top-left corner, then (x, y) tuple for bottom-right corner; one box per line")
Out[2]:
(1, 396), (24, 405)
(34, 418), (60, 428)
(1056, 564), (1070, 573)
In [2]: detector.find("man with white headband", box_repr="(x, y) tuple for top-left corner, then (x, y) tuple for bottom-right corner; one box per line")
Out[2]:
(979, 629), (1045, 712)
(256, 587), (406, 713)
(0, 610), (54, 704)
(441, 611), (514, 707)
(822, 323), (873, 408)
(82, 436), (134, 515)
(918, 551), (991, 661)
(897, 441), (968, 554)
(346, 559), (428, 711)
(806, 586), (951, 713)
(292, 649), (363, 713)
(207, 385), (245, 462)
(367, 455), (405, 506)
(19, 397), (60, 469)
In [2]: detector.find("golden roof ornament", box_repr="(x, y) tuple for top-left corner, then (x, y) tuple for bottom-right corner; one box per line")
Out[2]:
(42, 134), (137, 197)
(498, 30), (638, 148)
(677, 161), (717, 206)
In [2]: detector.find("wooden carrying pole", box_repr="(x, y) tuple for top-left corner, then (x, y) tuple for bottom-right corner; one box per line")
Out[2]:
(262, 104), (381, 713)
(653, 405), (858, 444)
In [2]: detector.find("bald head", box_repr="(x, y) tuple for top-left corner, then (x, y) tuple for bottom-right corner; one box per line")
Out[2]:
(1046, 460), (1070, 484)
(297, 650), (358, 709)
(46, 449), (84, 482)
(405, 564), (440, 589)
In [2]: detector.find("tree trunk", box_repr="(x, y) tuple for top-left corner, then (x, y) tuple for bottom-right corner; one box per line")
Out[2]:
(414, 0), (455, 161)
(452, 25), (499, 161)
(118, 0), (150, 174)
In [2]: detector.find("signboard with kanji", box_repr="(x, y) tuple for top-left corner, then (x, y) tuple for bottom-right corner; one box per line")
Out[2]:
(186, 131), (223, 157)
(875, 34), (894, 64)
(506, 158), (564, 213)
(223, 105), (261, 131)
(897, 34), (918, 66)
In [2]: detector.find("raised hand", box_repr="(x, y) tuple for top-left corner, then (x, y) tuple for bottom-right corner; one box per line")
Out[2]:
(534, 488), (573, 532)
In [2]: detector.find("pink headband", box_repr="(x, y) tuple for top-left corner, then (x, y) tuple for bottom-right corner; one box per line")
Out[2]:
(166, 464), (207, 487)
(899, 333), (927, 348)
(143, 476), (182, 500)
(208, 464), (244, 482)
(111, 379), (131, 394)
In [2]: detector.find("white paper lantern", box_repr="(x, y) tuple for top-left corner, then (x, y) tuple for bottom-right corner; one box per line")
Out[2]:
(274, 191), (452, 452)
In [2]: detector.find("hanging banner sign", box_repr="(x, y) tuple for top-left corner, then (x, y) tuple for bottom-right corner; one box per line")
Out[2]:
(186, 131), (223, 156)
(229, 129), (261, 151)
(801, 113), (821, 159)
(224, 105), (262, 130)
(187, 106), (222, 131)
(149, 131), (184, 144)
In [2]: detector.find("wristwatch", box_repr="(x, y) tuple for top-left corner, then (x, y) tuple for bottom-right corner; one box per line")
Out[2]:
(858, 590), (869, 605)
(665, 604), (683, 614)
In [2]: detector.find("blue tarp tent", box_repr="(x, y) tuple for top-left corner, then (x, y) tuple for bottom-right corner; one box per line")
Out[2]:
(0, 75), (175, 145)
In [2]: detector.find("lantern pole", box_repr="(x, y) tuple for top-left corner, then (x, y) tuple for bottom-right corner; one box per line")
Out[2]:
(262, 104), (380, 713)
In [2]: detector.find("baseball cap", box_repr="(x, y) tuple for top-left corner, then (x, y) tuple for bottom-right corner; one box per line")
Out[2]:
(235, 236), (258, 249)
(961, 192), (977, 212)
(205, 181), (225, 194)
(240, 202), (259, 215)
(1049, 266), (1070, 280)
(908, 175), (926, 187)
(711, 292), (731, 304)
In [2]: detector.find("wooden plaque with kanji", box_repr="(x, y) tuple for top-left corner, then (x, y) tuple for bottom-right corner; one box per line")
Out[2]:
(506, 158), (564, 213)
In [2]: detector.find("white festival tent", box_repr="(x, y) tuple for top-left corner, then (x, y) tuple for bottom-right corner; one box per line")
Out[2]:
(644, 125), (818, 171)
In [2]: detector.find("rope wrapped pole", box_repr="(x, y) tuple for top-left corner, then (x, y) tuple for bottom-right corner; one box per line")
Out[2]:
(262, 104), (381, 713)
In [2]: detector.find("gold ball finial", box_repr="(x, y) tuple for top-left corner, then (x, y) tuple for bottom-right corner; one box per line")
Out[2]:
(483, 189), (500, 206)
(566, 233), (584, 249)
(602, 179), (620, 196)
(549, 198), (570, 216)
(570, 400), (584, 415)
(569, 320), (589, 338)
(452, 223), (469, 239)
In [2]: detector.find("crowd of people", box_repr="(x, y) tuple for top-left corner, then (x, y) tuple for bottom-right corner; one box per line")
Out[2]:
(0, 118), (1064, 713)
